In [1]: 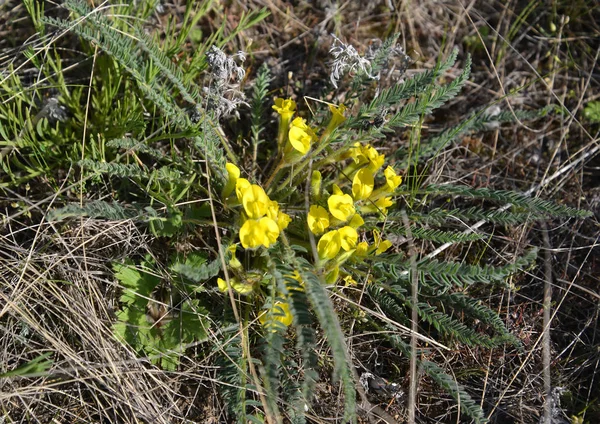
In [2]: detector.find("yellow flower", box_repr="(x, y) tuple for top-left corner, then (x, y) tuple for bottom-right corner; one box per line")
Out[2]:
(272, 98), (296, 120)
(356, 241), (369, 256)
(349, 213), (364, 228)
(343, 275), (357, 286)
(265, 200), (292, 231)
(375, 197), (394, 214)
(352, 168), (375, 200)
(360, 196), (394, 215)
(277, 212), (292, 231)
(288, 117), (313, 154)
(307, 205), (330, 235)
(373, 229), (393, 255)
(317, 230), (341, 260)
(349, 143), (385, 173)
(217, 277), (254, 295)
(222, 163), (240, 198)
(241, 184), (270, 219)
(239, 217), (280, 249)
(266, 200), (280, 221)
(235, 178), (251, 202)
(322, 103), (347, 139)
(217, 277), (227, 292)
(327, 192), (355, 222)
(227, 244), (242, 270)
(365, 145), (385, 173)
(332, 184), (344, 196)
(259, 301), (293, 328)
(376, 239), (393, 255)
(338, 226), (358, 251)
(328, 104), (346, 127)
(384, 166), (402, 191)
(273, 98), (296, 149)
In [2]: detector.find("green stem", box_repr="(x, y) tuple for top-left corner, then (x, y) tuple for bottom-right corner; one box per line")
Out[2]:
(264, 160), (285, 191)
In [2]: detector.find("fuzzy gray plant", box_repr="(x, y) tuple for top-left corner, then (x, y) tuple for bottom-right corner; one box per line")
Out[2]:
(203, 45), (248, 117)
(329, 34), (378, 88)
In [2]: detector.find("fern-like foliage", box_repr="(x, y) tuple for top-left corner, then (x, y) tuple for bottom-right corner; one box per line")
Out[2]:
(46, 200), (140, 222)
(353, 48), (460, 122)
(42, 0), (230, 181)
(78, 159), (145, 177)
(415, 301), (499, 348)
(422, 360), (488, 423)
(133, 27), (201, 105)
(288, 253), (356, 423)
(410, 206), (547, 226)
(402, 105), (552, 162)
(440, 291), (521, 347)
(348, 33), (400, 97)
(413, 249), (538, 289)
(421, 184), (592, 218)
(275, 259), (319, 423)
(250, 63), (271, 156)
(106, 137), (164, 159)
(258, 293), (287, 421)
(170, 252), (221, 284)
(386, 53), (472, 130)
(215, 333), (256, 422)
(367, 247), (534, 351)
(384, 223), (484, 243)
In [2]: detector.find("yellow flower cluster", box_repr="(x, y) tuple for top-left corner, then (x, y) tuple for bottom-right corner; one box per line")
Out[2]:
(273, 98), (347, 163)
(347, 143), (402, 215)
(224, 163), (291, 249)
(307, 143), (403, 271)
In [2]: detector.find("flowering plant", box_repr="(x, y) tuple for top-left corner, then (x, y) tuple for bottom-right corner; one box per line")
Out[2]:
(204, 37), (587, 423)
(217, 94), (400, 336)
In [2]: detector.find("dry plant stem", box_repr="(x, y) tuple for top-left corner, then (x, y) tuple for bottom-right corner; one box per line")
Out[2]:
(265, 160), (286, 192)
(76, 42), (99, 303)
(541, 223), (553, 424)
(401, 209), (418, 424)
(203, 158), (275, 424)
(304, 160), (319, 264)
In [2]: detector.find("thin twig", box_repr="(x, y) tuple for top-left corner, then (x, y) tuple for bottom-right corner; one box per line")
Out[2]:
(402, 209), (419, 424)
(541, 223), (553, 424)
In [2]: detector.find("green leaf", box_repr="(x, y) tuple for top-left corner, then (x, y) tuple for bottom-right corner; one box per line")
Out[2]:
(164, 299), (209, 343)
(583, 101), (600, 123)
(170, 252), (221, 283)
(0, 353), (54, 378)
(149, 208), (183, 236)
(113, 260), (160, 305)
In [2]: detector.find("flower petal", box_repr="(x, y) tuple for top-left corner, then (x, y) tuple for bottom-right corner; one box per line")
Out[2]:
(242, 184), (269, 219)
(317, 230), (341, 260)
(339, 226), (358, 251)
(327, 193), (355, 221)
(384, 166), (402, 191)
(352, 168), (374, 200)
(307, 205), (330, 235)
